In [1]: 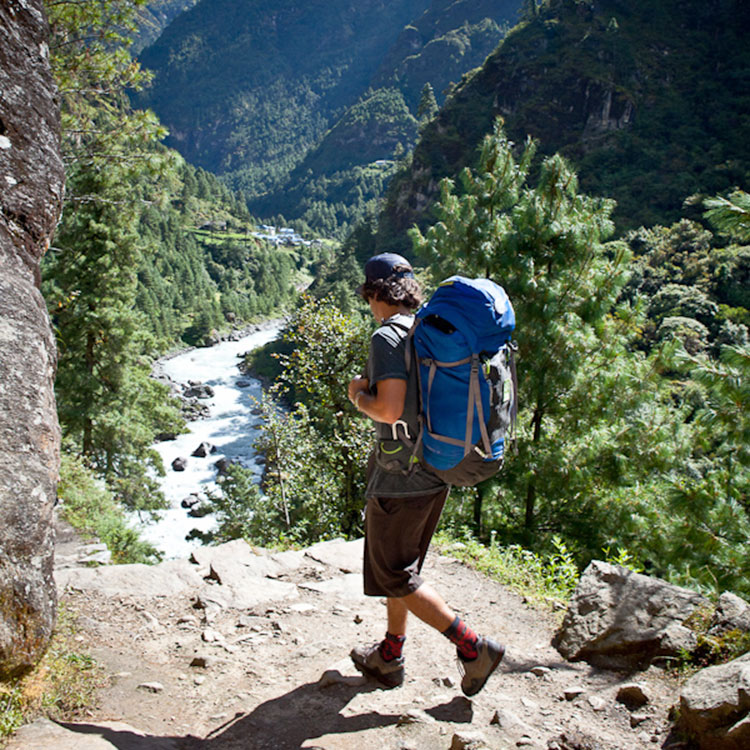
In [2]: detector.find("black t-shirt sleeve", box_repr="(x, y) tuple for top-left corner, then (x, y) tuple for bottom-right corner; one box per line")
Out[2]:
(368, 328), (408, 386)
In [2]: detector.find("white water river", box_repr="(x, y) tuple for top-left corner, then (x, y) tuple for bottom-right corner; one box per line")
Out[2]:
(132, 325), (281, 559)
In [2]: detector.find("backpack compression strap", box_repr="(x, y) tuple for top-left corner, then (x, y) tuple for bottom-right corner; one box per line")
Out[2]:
(419, 353), (493, 458)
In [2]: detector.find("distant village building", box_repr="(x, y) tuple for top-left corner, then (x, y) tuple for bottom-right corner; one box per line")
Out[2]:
(199, 220), (227, 232)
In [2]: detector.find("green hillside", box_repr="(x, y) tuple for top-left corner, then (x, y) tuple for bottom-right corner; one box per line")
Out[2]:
(136, 0), (432, 186)
(136, 0), (523, 233)
(376, 0), (750, 246)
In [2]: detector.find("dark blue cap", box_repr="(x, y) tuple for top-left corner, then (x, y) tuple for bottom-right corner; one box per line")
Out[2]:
(358, 253), (414, 295)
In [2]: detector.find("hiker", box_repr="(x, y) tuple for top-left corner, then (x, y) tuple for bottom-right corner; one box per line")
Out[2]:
(347, 252), (505, 696)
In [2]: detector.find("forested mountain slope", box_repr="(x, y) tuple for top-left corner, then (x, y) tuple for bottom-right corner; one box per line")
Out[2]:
(247, 0), (521, 234)
(136, 0), (433, 188)
(132, 0), (200, 52)
(137, 0), (523, 234)
(376, 0), (750, 247)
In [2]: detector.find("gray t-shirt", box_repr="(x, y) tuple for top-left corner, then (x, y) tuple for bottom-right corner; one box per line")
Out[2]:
(364, 314), (447, 498)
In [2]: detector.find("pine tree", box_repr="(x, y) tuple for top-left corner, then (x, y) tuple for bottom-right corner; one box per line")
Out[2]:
(43, 0), (184, 510)
(411, 119), (679, 554)
(417, 83), (439, 124)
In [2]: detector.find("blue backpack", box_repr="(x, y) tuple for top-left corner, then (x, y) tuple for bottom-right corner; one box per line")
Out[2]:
(405, 276), (517, 487)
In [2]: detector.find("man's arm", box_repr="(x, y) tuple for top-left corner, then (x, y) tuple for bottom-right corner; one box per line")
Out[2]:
(348, 376), (407, 424)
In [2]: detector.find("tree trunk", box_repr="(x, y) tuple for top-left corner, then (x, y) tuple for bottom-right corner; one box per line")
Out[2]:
(473, 487), (483, 537)
(525, 405), (544, 531)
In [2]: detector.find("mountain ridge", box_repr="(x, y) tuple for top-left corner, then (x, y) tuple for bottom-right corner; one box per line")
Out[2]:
(374, 0), (750, 246)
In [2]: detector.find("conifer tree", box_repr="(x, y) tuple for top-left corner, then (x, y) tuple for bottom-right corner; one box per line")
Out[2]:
(417, 83), (439, 124)
(411, 119), (679, 554)
(43, 0), (184, 510)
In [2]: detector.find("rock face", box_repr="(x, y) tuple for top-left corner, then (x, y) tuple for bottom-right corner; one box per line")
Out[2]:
(552, 560), (708, 670)
(679, 652), (750, 750)
(0, 1), (64, 678)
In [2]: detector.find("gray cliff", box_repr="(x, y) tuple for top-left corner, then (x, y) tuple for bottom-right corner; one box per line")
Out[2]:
(0, 0), (64, 677)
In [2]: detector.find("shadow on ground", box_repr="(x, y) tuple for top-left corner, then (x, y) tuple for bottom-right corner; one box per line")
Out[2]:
(62, 678), (412, 749)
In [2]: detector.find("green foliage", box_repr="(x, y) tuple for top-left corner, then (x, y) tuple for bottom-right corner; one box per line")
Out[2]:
(658, 344), (750, 596)
(622, 219), (749, 353)
(187, 465), (264, 545)
(411, 119), (681, 562)
(198, 296), (373, 546)
(704, 189), (750, 243)
(43, 0), (188, 512)
(139, 0), (516, 235)
(378, 0), (750, 244)
(57, 453), (161, 564)
(418, 83), (439, 124)
(433, 529), (579, 607)
(670, 604), (750, 672)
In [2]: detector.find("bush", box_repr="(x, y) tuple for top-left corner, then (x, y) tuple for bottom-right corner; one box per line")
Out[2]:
(57, 453), (161, 564)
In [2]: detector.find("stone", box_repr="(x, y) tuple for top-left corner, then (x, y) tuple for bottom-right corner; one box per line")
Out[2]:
(214, 457), (238, 475)
(548, 730), (608, 750)
(317, 659), (367, 688)
(305, 537), (364, 574)
(587, 695), (606, 712)
(397, 709), (436, 726)
(189, 655), (212, 668)
(298, 573), (365, 600)
(552, 560), (708, 670)
(171, 456), (188, 471)
(191, 539), (285, 580)
(0, 0), (65, 678)
(615, 682), (650, 709)
(195, 575), (297, 611)
(184, 382), (214, 399)
(531, 665), (551, 677)
(490, 708), (530, 732)
(236, 379), (251, 388)
(137, 681), (164, 693)
(201, 628), (221, 643)
(563, 686), (585, 701)
(56, 559), (203, 598)
(449, 730), (488, 749)
(708, 592), (750, 637)
(191, 441), (215, 457)
(679, 651), (750, 750)
(180, 494), (201, 509)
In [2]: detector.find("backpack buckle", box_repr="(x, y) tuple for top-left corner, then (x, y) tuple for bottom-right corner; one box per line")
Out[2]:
(390, 420), (411, 440)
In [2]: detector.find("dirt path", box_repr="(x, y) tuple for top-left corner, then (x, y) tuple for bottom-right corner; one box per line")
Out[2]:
(9, 531), (686, 750)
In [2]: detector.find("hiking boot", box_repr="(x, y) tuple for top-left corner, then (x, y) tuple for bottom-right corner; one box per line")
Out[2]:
(350, 642), (405, 689)
(458, 637), (505, 697)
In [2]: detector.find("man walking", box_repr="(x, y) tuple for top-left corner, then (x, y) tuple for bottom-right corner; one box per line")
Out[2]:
(347, 253), (505, 696)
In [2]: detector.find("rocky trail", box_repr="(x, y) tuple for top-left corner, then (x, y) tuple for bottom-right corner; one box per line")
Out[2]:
(6, 520), (691, 750)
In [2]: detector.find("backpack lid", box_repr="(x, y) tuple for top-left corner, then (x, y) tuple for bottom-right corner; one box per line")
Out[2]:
(416, 276), (515, 352)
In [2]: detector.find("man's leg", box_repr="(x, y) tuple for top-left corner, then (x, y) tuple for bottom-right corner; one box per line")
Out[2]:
(396, 583), (454, 633)
(386, 595), (409, 636)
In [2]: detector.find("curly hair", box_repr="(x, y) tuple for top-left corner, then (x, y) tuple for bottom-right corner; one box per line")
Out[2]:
(360, 264), (423, 309)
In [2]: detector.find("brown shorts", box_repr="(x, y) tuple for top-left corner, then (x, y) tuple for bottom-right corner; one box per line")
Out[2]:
(363, 487), (450, 598)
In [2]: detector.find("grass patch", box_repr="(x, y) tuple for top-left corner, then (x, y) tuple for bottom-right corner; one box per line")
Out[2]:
(0, 605), (103, 742)
(433, 529), (579, 611)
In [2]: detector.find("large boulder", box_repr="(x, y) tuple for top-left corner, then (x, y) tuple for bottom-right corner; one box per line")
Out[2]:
(679, 652), (750, 750)
(0, 0), (64, 677)
(552, 560), (709, 670)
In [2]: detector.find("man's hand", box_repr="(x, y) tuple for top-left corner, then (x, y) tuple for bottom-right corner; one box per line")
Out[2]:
(348, 376), (369, 404)
(348, 376), (406, 424)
